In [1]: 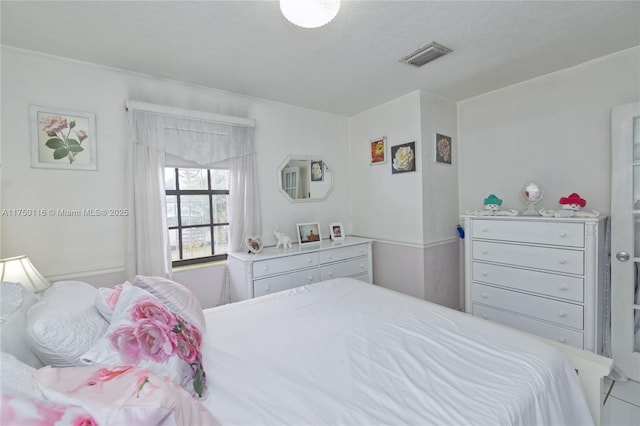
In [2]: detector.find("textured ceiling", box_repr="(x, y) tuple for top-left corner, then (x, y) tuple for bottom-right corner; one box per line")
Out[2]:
(2, 1), (639, 116)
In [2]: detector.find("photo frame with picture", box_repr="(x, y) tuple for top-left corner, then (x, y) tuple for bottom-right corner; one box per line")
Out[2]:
(370, 137), (386, 165)
(297, 222), (322, 245)
(391, 141), (416, 174)
(435, 133), (452, 165)
(30, 105), (97, 170)
(329, 223), (345, 241)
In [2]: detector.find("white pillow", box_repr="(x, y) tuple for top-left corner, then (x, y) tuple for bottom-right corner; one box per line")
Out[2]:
(0, 282), (43, 368)
(0, 351), (43, 398)
(26, 281), (108, 367)
(132, 275), (206, 331)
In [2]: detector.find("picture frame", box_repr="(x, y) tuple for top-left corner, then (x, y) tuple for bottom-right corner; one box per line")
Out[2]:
(297, 222), (322, 245)
(310, 160), (324, 182)
(435, 133), (452, 165)
(30, 105), (97, 170)
(370, 137), (386, 165)
(391, 141), (416, 174)
(329, 223), (345, 241)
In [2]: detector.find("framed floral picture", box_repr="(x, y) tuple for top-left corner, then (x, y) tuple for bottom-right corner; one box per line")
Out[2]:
(370, 137), (386, 165)
(310, 160), (324, 182)
(435, 133), (452, 165)
(391, 141), (416, 174)
(30, 105), (97, 170)
(329, 223), (345, 241)
(297, 222), (322, 245)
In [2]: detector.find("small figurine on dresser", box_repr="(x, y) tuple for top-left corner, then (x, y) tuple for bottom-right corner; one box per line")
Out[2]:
(539, 192), (600, 218)
(465, 194), (519, 216)
(274, 226), (293, 249)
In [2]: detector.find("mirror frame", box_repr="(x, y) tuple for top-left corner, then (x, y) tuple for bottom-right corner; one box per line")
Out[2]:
(277, 155), (334, 203)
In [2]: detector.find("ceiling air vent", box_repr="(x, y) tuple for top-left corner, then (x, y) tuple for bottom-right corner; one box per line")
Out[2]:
(400, 41), (452, 67)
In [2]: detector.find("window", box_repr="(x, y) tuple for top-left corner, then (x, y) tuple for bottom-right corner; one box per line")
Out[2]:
(165, 167), (230, 266)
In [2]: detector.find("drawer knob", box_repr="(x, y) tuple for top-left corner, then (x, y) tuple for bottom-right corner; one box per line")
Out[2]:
(307, 258), (312, 263)
(481, 292), (488, 299)
(328, 272), (334, 277)
(558, 232), (567, 238)
(265, 286), (270, 292)
(559, 284), (568, 291)
(482, 314), (488, 320)
(558, 259), (567, 265)
(481, 249), (488, 255)
(327, 255), (333, 260)
(263, 265), (269, 271)
(307, 276), (314, 281)
(558, 337), (566, 343)
(359, 264), (365, 269)
(558, 311), (567, 318)
(481, 271), (488, 277)
(481, 227), (488, 232)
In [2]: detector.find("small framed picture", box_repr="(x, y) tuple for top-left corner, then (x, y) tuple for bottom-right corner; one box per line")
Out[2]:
(391, 141), (416, 174)
(370, 137), (386, 165)
(30, 105), (97, 170)
(329, 223), (345, 241)
(310, 160), (324, 182)
(435, 133), (452, 165)
(297, 222), (322, 245)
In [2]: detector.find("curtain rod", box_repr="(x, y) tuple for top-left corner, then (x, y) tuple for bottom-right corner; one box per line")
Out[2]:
(124, 100), (255, 128)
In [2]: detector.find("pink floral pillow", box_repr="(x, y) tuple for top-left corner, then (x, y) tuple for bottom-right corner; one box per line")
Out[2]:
(81, 286), (206, 398)
(95, 282), (131, 321)
(132, 275), (206, 331)
(34, 365), (218, 426)
(1, 388), (97, 426)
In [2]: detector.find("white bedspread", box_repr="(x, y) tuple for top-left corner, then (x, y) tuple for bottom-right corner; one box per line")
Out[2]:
(200, 278), (593, 425)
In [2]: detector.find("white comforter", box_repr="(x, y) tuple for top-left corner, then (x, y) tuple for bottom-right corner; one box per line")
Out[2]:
(200, 278), (593, 425)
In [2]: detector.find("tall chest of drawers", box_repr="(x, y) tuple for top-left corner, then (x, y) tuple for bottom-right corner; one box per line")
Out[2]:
(463, 216), (606, 353)
(228, 237), (373, 302)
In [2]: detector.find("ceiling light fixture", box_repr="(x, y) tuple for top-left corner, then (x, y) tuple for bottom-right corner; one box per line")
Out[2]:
(280, 0), (340, 29)
(400, 41), (453, 67)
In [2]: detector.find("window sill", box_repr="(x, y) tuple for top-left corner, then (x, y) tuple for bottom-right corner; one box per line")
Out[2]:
(172, 259), (227, 273)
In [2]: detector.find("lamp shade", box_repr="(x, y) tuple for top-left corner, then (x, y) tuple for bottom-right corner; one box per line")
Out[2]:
(0, 256), (51, 294)
(280, 0), (340, 29)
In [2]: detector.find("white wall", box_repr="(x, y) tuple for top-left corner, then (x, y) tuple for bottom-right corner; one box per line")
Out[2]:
(458, 47), (640, 215)
(0, 47), (350, 306)
(349, 91), (460, 307)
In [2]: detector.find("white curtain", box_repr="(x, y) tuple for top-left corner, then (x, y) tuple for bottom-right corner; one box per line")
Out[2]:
(125, 102), (259, 279)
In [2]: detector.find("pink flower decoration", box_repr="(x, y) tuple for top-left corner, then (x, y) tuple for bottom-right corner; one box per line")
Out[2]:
(68, 365), (134, 394)
(175, 333), (198, 364)
(40, 115), (68, 135)
(131, 296), (176, 327)
(109, 325), (141, 364)
(105, 284), (125, 310)
(134, 319), (177, 363)
(72, 414), (99, 426)
(75, 129), (88, 141)
(189, 324), (203, 347)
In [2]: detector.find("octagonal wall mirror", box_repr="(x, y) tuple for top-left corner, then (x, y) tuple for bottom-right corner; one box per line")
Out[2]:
(277, 156), (334, 203)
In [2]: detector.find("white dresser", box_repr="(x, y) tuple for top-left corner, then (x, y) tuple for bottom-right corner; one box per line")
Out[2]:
(227, 236), (373, 301)
(463, 215), (606, 352)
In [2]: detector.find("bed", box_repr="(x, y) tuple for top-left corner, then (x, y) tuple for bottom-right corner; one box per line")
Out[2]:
(0, 276), (611, 425)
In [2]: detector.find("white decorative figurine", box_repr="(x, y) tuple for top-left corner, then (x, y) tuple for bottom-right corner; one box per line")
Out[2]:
(274, 226), (293, 249)
(466, 194), (519, 216)
(539, 193), (600, 218)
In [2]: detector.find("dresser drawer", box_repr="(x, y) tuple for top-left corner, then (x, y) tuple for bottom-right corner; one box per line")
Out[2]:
(472, 219), (584, 247)
(472, 304), (584, 349)
(253, 269), (321, 297)
(320, 257), (368, 281)
(253, 253), (319, 278)
(472, 241), (584, 275)
(472, 262), (584, 302)
(319, 244), (369, 264)
(472, 283), (584, 329)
